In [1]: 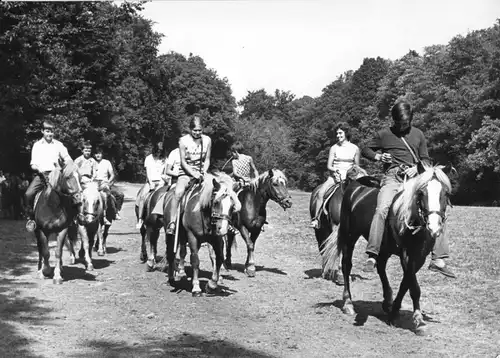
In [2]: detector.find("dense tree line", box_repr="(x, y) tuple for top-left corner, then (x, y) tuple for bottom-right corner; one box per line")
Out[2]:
(1, 2), (499, 204)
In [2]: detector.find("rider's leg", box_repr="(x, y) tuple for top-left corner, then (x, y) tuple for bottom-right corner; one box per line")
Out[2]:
(364, 172), (400, 272)
(165, 175), (190, 235)
(429, 223), (456, 278)
(135, 183), (148, 228)
(24, 174), (44, 231)
(110, 186), (124, 220)
(311, 176), (335, 229)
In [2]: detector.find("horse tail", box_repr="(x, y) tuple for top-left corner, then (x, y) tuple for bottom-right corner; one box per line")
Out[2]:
(320, 229), (340, 275)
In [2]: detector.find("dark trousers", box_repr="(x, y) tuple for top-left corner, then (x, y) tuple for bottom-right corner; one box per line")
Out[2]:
(25, 175), (45, 212)
(110, 187), (124, 212)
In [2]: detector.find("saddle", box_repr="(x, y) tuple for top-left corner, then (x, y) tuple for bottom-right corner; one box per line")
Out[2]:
(356, 175), (381, 188)
(321, 183), (341, 216)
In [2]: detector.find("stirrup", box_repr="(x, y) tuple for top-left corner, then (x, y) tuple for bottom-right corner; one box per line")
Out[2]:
(310, 219), (319, 229)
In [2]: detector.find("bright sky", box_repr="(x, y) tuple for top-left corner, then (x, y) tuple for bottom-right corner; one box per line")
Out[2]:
(140, 0), (500, 102)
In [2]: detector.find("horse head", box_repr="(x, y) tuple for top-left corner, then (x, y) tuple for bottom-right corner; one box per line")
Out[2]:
(262, 169), (292, 210)
(46, 161), (82, 205)
(395, 163), (452, 238)
(81, 181), (103, 224)
(210, 173), (241, 236)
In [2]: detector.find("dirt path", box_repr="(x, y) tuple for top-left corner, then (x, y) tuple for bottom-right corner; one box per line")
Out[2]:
(0, 184), (499, 357)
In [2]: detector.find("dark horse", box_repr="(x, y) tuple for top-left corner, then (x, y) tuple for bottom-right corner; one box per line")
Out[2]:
(33, 164), (82, 284)
(322, 163), (452, 335)
(224, 169), (292, 277)
(309, 165), (370, 282)
(140, 172), (241, 296)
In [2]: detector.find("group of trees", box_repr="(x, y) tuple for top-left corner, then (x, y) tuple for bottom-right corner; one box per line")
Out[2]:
(1, 2), (499, 204)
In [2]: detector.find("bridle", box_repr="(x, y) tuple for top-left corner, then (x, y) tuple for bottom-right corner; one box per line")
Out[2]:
(406, 186), (450, 234)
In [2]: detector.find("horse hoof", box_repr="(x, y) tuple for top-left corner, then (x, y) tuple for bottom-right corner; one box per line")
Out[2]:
(87, 264), (94, 272)
(342, 305), (355, 315)
(192, 291), (203, 297)
(97, 251), (105, 257)
(415, 325), (429, 336)
(168, 278), (176, 287)
(223, 261), (232, 271)
(69, 257), (76, 265)
(244, 268), (256, 277)
(382, 301), (393, 314)
(146, 263), (155, 272)
(333, 272), (345, 286)
(175, 270), (186, 281)
(139, 253), (147, 263)
(217, 277), (224, 286)
(53, 278), (63, 285)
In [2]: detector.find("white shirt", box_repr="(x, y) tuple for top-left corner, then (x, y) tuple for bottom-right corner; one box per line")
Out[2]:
(144, 154), (165, 182)
(94, 159), (114, 181)
(331, 142), (359, 180)
(166, 149), (181, 177)
(30, 138), (71, 172)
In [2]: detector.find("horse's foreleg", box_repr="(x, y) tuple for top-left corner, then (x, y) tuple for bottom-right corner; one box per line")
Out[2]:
(65, 234), (76, 265)
(140, 225), (147, 263)
(224, 233), (235, 270)
(408, 256), (428, 336)
(243, 229), (257, 277)
(36, 230), (51, 279)
(390, 252), (412, 322)
(175, 239), (187, 281)
(341, 241), (356, 315)
(98, 224), (110, 256)
(376, 253), (393, 314)
(187, 232), (201, 297)
(144, 227), (156, 272)
(207, 237), (224, 292)
(53, 229), (68, 284)
(78, 225), (93, 271)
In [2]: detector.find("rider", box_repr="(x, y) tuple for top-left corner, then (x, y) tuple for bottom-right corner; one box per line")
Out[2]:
(24, 120), (80, 232)
(226, 141), (259, 191)
(94, 147), (125, 224)
(310, 124), (360, 229)
(74, 141), (97, 185)
(362, 100), (456, 278)
(135, 141), (169, 229)
(165, 114), (212, 235)
(164, 146), (181, 187)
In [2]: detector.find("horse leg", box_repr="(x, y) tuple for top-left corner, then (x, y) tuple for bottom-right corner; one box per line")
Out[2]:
(78, 225), (93, 271)
(151, 229), (159, 263)
(36, 230), (51, 279)
(409, 256), (428, 336)
(187, 231), (202, 297)
(98, 225), (110, 256)
(139, 225), (147, 263)
(224, 233), (235, 270)
(53, 229), (68, 284)
(207, 236), (224, 293)
(175, 240), (187, 281)
(390, 252), (411, 323)
(376, 253), (393, 314)
(65, 234), (76, 265)
(144, 227), (156, 272)
(243, 229), (258, 277)
(341, 239), (356, 315)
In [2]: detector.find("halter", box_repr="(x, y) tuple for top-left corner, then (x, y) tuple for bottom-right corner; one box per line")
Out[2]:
(405, 185), (450, 235)
(266, 175), (291, 207)
(209, 187), (235, 226)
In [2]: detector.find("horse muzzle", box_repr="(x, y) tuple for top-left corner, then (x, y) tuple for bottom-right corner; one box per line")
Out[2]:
(279, 196), (293, 210)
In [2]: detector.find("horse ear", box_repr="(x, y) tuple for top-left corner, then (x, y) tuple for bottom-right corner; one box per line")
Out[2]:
(417, 161), (426, 175)
(268, 169), (274, 178)
(441, 163), (457, 176)
(212, 178), (220, 191)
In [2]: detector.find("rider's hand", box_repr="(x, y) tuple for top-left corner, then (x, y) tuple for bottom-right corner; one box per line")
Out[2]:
(404, 166), (419, 178)
(192, 171), (202, 180)
(378, 153), (393, 163)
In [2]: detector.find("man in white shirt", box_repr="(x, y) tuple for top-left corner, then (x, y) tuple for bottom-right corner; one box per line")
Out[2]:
(25, 120), (76, 231)
(94, 147), (124, 222)
(74, 141), (97, 184)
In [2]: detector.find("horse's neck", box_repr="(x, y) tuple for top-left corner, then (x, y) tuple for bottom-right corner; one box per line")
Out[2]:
(37, 189), (72, 224)
(248, 185), (270, 216)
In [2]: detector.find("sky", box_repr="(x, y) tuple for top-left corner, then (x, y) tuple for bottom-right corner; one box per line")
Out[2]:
(139, 0), (500, 102)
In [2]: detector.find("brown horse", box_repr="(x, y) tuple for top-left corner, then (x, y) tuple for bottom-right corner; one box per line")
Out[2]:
(309, 165), (371, 282)
(322, 163), (452, 335)
(224, 169), (292, 277)
(33, 164), (82, 284)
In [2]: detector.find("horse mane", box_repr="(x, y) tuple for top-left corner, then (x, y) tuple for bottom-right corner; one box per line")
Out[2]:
(393, 164), (452, 234)
(249, 169), (288, 193)
(194, 172), (236, 212)
(345, 165), (368, 181)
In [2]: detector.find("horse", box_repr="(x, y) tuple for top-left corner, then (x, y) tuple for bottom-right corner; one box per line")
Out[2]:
(309, 165), (372, 283)
(140, 172), (241, 296)
(322, 163), (452, 335)
(224, 169), (292, 277)
(92, 180), (116, 256)
(33, 163), (83, 284)
(66, 181), (105, 270)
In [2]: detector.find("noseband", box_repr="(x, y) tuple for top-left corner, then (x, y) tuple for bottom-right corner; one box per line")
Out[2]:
(210, 190), (234, 225)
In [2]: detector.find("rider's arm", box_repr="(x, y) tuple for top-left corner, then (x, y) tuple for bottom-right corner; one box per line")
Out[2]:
(202, 136), (212, 174)
(107, 161), (116, 184)
(58, 142), (73, 166)
(417, 131), (431, 166)
(30, 141), (41, 173)
(145, 155), (155, 186)
(179, 138), (199, 178)
(361, 131), (383, 162)
(327, 145), (337, 172)
(354, 146), (361, 166)
(250, 157), (259, 179)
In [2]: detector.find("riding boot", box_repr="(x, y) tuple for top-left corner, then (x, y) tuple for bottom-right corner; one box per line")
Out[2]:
(25, 206), (36, 232)
(166, 198), (179, 235)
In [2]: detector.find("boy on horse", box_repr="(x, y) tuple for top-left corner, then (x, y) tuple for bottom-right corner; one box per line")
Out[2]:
(362, 100), (456, 278)
(94, 147), (124, 223)
(310, 124), (360, 229)
(74, 141), (97, 185)
(165, 114), (212, 235)
(25, 120), (82, 232)
(225, 141), (259, 191)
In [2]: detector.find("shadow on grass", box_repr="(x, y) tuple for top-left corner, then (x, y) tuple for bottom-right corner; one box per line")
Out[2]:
(165, 266), (238, 297)
(70, 333), (276, 358)
(0, 220), (54, 357)
(230, 263), (287, 276)
(314, 299), (437, 333)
